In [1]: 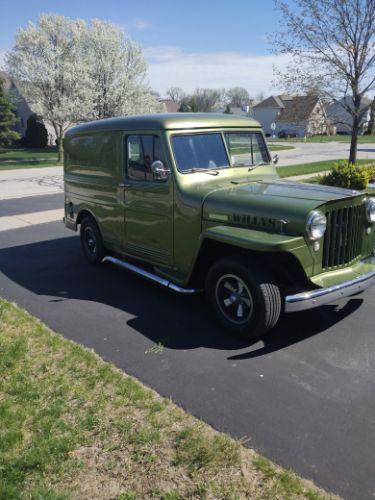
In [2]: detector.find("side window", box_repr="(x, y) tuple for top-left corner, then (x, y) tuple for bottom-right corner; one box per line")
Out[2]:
(126, 135), (165, 181)
(128, 135), (147, 180)
(65, 133), (118, 174)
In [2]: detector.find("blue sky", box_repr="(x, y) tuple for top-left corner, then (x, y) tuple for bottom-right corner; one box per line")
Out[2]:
(0, 0), (289, 96)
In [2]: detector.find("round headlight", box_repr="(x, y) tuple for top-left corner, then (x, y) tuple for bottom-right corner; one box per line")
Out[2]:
(306, 210), (327, 240)
(366, 198), (375, 223)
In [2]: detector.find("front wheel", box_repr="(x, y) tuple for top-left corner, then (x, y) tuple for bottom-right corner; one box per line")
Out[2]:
(206, 257), (281, 340)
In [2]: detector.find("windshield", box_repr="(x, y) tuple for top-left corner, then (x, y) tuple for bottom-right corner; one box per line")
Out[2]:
(225, 132), (269, 167)
(171, 132), (269, 173)
(172, 133), (229, 172)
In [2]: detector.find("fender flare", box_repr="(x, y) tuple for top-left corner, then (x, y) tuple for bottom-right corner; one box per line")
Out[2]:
(185, 225), (312, 286)
(201, 225), (306, 252)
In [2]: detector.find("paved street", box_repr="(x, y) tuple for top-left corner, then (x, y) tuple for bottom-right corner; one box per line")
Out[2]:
(0, 166), (63, 200)
(1, 191), (375, 499)
(276, 141), (375, 166)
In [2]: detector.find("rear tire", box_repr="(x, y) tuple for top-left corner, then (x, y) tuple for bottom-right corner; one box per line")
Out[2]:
(205, 257), (281, 340)
(80, 216), (105, 265)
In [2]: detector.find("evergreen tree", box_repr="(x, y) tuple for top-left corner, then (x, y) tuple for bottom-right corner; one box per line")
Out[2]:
(0, 78), (20, 146)
(25, 114), (48, 148)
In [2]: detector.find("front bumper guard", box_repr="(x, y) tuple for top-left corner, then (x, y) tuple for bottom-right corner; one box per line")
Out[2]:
(285, 268), (375, 313)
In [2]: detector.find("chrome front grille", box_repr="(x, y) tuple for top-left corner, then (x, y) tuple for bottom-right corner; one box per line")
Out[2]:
(322, 204), (364, 269)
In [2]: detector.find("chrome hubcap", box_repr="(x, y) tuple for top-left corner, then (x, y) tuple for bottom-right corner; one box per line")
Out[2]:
(84, 227), (97, 255)
(215, 274), (253, 324)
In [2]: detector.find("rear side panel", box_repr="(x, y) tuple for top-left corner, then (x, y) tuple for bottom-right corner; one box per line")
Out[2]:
(64, 131), (123, 249)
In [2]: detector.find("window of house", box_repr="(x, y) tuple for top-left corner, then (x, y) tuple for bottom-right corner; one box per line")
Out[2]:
(126, 135), (165, 181)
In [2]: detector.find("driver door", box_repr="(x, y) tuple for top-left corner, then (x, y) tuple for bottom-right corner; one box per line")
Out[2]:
(121, 133), (173, 266)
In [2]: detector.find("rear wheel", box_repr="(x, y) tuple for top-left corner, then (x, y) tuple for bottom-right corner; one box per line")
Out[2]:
(206, 257), (281, 340)
(80, 216), (105, 265)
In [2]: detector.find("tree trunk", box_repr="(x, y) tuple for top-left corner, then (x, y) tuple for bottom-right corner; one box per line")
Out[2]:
(349, 94), (361, 165)
(349, 120), (359, 164)
(57, 125), (64, 164)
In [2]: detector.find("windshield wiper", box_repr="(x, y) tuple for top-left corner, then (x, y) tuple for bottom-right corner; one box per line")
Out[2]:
(248, 161), (268, 171)
(184, 168), (220, 175)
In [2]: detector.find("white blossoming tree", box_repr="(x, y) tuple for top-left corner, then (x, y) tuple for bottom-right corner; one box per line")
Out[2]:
(6, 14), (92, 162)
(86, 20), (164, 119)
(6, 14), (164, 163)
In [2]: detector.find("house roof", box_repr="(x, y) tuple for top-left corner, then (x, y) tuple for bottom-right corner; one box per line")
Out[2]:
(253, 94), (324, 123)
(65, 113), (261, 136)
(253, 95), (285, 109)
(276, 96), (321, 123)
(327, 95), (372, 112)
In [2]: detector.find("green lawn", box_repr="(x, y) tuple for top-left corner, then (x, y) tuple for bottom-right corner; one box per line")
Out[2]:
(0, 160), (59, 170)
(268, 134), (375, 144)
(277, 159), (375, 178)
(0, 298), (334, 500)
(0, 147), (59, 169)
(228, 145), (295, 157)
(268, 144), (295, 151)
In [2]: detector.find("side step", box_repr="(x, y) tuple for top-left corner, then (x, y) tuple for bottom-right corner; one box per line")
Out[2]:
(102, 256), (199, 295)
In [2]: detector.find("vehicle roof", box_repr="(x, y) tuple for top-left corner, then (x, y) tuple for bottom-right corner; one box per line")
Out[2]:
(65, 113), (261, 136)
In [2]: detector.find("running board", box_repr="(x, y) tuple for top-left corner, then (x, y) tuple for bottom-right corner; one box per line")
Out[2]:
(102, 256), (199, 294)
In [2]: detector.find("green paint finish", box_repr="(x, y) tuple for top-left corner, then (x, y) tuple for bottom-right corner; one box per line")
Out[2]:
(64, 114), (375, 293)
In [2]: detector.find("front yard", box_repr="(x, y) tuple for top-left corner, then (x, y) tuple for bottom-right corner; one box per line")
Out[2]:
(277, 159), (375, 178)
(0, 147), (59, 170)
(0, 298), (334, 499)
(268, 134), (375, 144)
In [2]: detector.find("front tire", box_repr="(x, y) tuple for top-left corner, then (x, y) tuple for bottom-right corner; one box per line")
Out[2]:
(206, 257), (281, 340)
(80, 216), (105, 265)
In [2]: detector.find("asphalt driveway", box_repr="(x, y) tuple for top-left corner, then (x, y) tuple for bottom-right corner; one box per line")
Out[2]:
(0, 197), (374, 500)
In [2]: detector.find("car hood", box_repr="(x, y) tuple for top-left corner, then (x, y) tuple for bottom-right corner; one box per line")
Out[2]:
(202, 179), (362, 235)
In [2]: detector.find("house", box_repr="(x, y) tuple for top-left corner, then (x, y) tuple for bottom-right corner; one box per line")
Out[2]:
(0, 70), (57, 145)
(159, 99), (180, 113)
(253, 95), (329, 137)
(215, 104), (252, 116)
(326, 96), (372, 134)
(253, 96), (284, 135)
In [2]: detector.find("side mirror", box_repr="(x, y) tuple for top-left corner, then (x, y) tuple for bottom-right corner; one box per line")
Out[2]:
(272, 154), (279, 165)
(152, 160), (171, 181)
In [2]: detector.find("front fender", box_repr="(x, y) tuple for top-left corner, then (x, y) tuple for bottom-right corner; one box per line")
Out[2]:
(202, 225), (305, 252)
(191, 225), (316, 280)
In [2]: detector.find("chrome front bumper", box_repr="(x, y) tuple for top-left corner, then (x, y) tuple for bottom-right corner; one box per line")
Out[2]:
(285, 268), (375, 313)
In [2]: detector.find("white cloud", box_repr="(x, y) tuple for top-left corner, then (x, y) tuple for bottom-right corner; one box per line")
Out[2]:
(145, 46), (291, 97)
(133, 19), (151, 30)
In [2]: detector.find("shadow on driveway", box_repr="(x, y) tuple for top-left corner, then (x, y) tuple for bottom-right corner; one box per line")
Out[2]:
(0, 235), (363, 356)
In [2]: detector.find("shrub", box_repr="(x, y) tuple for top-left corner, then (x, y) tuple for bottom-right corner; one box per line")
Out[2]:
(319, 161), (375, 190)
(24, 115), (48, 148)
